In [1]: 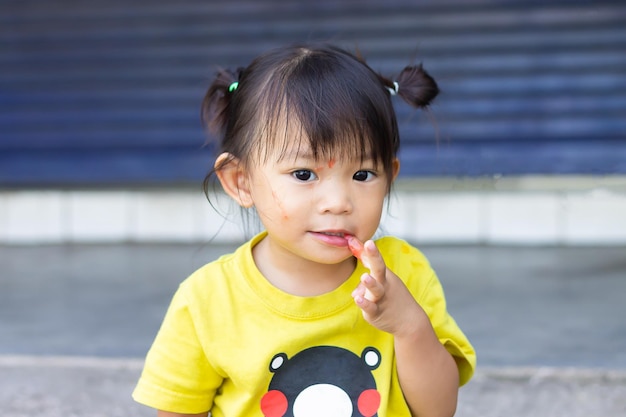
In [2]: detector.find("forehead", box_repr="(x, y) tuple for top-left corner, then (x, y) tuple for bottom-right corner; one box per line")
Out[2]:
(254, 105), (375, 165)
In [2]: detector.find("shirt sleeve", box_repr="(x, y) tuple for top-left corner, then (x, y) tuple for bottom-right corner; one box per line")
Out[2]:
(381, 237), (476, 387)
(417, 270), (476, 386)
(132, 286), (223, 414)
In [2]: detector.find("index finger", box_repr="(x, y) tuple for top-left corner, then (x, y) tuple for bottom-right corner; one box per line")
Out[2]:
(361, 240), (387, 284)
(347, 236), (365, 262)
(347, 236), (386, 281)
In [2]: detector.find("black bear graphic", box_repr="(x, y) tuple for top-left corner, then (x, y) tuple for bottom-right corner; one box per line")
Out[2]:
(260, 346), (381, 417)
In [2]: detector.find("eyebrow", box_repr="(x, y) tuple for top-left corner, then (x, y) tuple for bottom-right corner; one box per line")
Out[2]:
(281, 149), (375, 162)
(282, 150), (315, 161)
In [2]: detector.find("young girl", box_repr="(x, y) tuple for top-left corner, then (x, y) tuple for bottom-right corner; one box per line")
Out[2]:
(133, 43), (475, 417)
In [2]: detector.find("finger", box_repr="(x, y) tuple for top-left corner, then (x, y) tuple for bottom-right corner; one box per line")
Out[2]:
(351, 282), (366, 299)
(360, 273), (384, 301)
(361, 240), (387, 284)
(353, 287), (379, 317)
(347, 236), (364, 261)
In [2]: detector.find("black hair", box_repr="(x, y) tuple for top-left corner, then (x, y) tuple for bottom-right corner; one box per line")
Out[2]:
(201, 43), (438, 195)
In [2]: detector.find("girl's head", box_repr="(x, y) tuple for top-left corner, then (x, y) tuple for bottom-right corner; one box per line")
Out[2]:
(202, 43), (439, 193)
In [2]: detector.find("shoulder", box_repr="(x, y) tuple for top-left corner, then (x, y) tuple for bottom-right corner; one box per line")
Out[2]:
(177, 237), (256, 302)
(374, 235), (437, 297)
(190, 251), (242, 283)
(374, 235), (432, 271)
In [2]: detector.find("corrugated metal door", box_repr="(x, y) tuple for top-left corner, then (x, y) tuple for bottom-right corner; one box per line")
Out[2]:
(1, 1), (625, 185)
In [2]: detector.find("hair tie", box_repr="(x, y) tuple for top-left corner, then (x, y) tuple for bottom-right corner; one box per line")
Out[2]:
(228, 81), (239, 93)
(386, 81), (399, 96)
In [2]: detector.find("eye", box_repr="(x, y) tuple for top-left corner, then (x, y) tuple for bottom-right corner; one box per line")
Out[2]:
(292, 169), (317, 182)
(353, 170), (375, 182)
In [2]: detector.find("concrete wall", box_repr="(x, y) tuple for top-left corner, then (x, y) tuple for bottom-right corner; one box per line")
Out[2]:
(2, 176), (625, 245)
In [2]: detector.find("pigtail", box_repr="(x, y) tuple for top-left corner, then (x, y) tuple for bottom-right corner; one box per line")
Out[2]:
(383, 64), (439, 109)
(201, 67), (243, 138)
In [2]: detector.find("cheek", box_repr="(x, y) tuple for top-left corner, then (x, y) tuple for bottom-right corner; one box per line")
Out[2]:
(275, 194), (311, 221)
(356, 190), (387, 225)
(261, 187), (307, 222)
(356, 186), (386, 207)
(270, 190), (287, 219)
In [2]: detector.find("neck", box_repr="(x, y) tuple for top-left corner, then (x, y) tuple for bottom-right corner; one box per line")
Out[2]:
(252, 236), (356, 297)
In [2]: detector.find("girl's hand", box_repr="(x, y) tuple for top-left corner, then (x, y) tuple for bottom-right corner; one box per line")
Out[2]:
(348, 237), (460, 416)
(349, 237), (424, 337)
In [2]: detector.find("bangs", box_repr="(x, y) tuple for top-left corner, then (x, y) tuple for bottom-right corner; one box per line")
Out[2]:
(251, 45), (399, 174)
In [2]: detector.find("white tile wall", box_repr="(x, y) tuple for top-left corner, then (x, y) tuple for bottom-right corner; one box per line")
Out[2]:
(3, 191), (66, 243)
(413, 193), (485, 244)
(562, 190), (626, 244)
(485, 193), (562, 244)
(130, 191), (199, 242)
(1, 183), (625, 245)
(380, 190), (416, 239)
(195, 192), (247, 243)
(0, 193), (7, 241)
(67, 191), (131, 242)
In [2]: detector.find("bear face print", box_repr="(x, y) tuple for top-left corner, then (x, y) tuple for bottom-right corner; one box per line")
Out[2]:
(260, 346), (381, 417)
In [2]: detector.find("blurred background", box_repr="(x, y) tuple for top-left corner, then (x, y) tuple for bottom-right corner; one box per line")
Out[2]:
(1, 1), (626, 415)
(1, 0), (625, 245)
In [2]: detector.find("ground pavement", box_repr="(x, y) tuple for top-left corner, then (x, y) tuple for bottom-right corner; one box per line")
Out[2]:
(1, 242), (625, 416)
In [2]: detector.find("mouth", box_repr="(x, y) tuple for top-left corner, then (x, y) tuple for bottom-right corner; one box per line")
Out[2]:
(320, 231), (345, 237)
(317, 231), (352, 239)
(312, 230), (355, 247)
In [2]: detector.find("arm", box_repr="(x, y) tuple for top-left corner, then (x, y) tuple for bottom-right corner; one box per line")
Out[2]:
(393, 302), (459, 417)
(351, 239), (459, 417)
(157, 411), (209, 417)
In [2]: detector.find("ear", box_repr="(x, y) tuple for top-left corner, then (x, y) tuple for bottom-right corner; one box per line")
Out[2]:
(215, 152), (254, 208)
(391, 158), (400, 181)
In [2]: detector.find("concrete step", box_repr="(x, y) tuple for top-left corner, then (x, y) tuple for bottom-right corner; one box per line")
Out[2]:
(2, 355), (625, 417)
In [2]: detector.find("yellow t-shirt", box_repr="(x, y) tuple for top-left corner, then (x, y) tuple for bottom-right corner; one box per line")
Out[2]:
(133, 232), (475, 416)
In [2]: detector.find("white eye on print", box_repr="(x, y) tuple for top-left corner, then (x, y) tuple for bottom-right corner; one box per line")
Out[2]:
(361, 347), (381, 369)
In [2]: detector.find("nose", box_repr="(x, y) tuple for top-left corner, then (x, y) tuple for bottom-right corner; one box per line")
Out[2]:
(316, 178), (354, 214)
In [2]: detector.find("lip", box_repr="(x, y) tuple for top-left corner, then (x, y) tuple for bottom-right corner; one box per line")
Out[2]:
(310, 230), (354, 247)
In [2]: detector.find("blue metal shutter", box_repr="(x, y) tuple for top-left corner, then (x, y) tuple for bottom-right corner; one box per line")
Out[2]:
(1, 1), (625, 185)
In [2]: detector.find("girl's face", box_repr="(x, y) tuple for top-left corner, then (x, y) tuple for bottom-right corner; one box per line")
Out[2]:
(245, 138), (397, 267)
